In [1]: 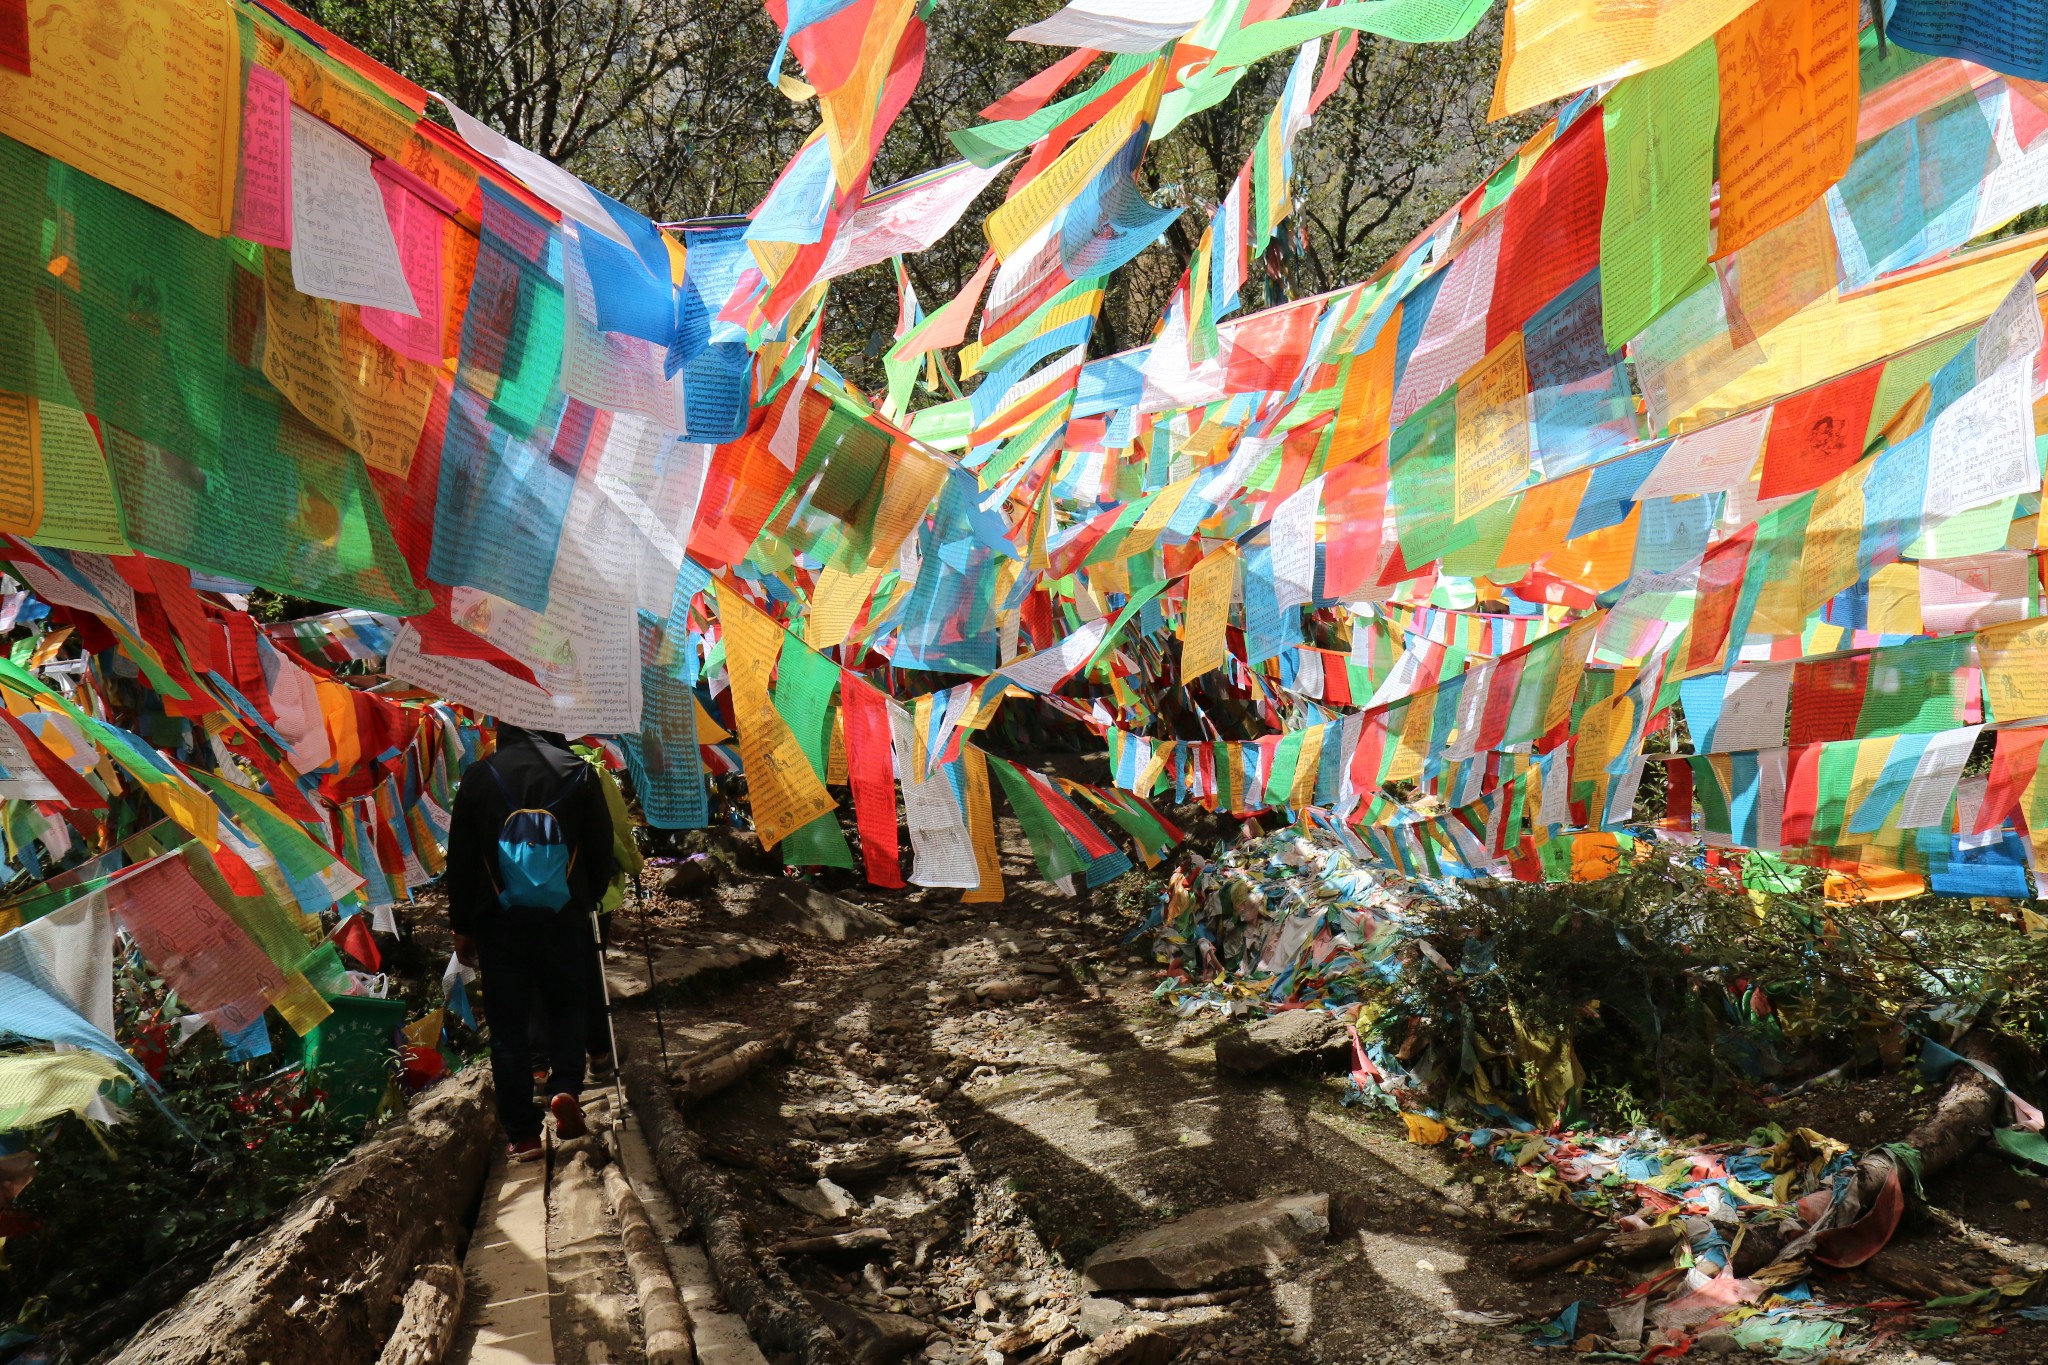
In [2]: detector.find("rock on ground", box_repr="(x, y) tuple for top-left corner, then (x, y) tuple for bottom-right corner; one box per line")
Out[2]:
(1081, 1194), (1331, 1293)
(1075, 1297), (1129, 1341)
(606, 931), (784, 1001)
(1059, 1323), (1180, 1365)
(1213, 1011), (1347, 1076)
(802, 1290), (930, 1365)
(756, 882), (901, 941)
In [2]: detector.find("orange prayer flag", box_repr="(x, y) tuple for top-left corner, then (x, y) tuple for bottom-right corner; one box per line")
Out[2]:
(1498, 469), (1591, 569)
(1713, 0), (1860, 258)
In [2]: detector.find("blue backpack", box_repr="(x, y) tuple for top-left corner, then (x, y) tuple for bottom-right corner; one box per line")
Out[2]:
(485, 765), (586, 912)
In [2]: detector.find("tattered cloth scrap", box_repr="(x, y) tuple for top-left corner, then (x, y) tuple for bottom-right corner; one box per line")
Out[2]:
(1650, 1268), (1762, 1332)
(0, 1051), (126, 1129)
(1402, 1111), (1450, 1145)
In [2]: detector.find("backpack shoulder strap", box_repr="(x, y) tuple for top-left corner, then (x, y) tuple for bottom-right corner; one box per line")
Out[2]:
(481, 760), (515, 803)
(539, 761), (595, 812)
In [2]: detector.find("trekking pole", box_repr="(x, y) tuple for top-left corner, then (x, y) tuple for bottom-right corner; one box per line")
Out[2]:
(590, 904), (628, 1117)
(635, 868), (670, 1072)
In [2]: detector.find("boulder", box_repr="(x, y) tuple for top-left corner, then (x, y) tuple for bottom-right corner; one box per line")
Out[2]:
(1075, 1297), (1129, 1341)
(756, 881), (900, 941)
(660, 854), (718, 897)
(1059, 1324), (1179, 1365)
(1081, 1194), (1330, 1293)
(775, 1178), (861, 1221)
(1213, 1011), (1347, 1076)
(803, 1292), (930, 1365)
(603, 931), (783, 1002)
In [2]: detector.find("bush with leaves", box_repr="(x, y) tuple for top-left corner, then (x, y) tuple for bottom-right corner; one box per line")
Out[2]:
(0, 1032), (358, 1339)
(1370, 842), (2046, 1138)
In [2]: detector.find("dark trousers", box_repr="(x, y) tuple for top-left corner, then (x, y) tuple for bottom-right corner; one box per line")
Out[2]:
(521, 911), (613, 1063)
(478, 910), (592, 1142)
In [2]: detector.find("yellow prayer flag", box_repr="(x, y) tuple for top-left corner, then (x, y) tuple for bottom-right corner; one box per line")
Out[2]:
(0, 0), (241, 234)
(960, 746), (1005, 904)
(1120, 474), (1199, 560)
(1845, 734), (1900, 831)
(694, 696), (732, 744)
(0, 392), (43, 536)
(1289, 725), (1325, 809)
(267, 971), (333, 1035)
(1866, 562), (1923, 635)
(1136, 748), (1172, 800)
(826, 704), (848, 785)
(816, 0), (920, 190)
(807, 564), (882, 651)
(713, 586), (838, 848)
(1385, 699), (1431, 784)
(1453, 333), (1533, 521)
(985, 60), (1166, 260)
(27, 627), (72, 668)
(1402, 1112), (1450, 1145)
(1978, 616), (2048, 723)
(1676, 232), (2048, 429)
(1798, 462), (1868, 615)
(260, 251), (438, 476)
(1180, 545), (1236, 682)
(1492, 0), (1764, 120)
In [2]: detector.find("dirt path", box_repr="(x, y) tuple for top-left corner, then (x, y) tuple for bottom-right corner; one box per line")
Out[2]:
(453, 819), (2045, 1365)
(596, 829), (1590, 1365)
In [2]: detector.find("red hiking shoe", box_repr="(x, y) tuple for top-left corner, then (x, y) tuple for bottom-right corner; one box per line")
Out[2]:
(549, 1091), (587, 1140)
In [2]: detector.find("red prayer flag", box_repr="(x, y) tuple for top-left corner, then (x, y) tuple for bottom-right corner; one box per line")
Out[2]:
(1476, 654), (1525, 753)
(1788, 656), (1869, 748)
(107, 854), (283, 1033)
(333, 911), (383, 972)
(980, 46), (1099, 120)
(1308, 31), (1359, 114)
(1975, 726), (2048, 835)
(1486, 113), (1606, 349)
(1686, 524), (1756, 675)
(0, 1), (28, 76)
(840, 678), (904, 888)
(1664, 758), (1694, 831)
(1780, 744), (1823, 847)
(1757, 363), (1883, 499)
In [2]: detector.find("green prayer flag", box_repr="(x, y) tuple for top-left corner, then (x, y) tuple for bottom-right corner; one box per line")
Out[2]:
(772, 637), (854, 870)
(1599, 40), (1718, 351)
(1994, 1125), (2048, 1170)
(1208, 0), (1494, 73)
(989, 757), (1086, 882)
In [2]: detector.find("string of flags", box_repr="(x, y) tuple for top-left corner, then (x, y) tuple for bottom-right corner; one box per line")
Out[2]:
(0, 0), (2047, 1122)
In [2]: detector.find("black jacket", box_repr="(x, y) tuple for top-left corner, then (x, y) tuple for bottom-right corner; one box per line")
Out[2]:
(445, 726), (618, 936)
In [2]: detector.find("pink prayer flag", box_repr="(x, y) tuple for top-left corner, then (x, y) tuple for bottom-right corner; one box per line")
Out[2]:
(233, 65), (293, 249)
(107, 853), (284, 1035)
(361, 163), (446, 362)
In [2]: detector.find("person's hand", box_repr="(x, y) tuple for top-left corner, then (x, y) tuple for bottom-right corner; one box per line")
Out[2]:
(454, 934), (478, 968)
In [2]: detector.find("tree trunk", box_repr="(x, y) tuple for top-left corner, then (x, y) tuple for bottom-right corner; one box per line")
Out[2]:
(1774, 1028), (2011, 1269)
(108, 1066), (496, 1365)
(1507, 1228), (1615, 1279)
(374, 1260), (465, 1365)
(623, 1056), (853, 1365)
(603, 1159), (696, 1365)
(677, 1031), (794, 1101)
(1514, 1030), (2016, 1280)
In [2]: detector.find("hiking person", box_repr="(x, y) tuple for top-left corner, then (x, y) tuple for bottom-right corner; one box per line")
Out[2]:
(570, 740), (646, 1081)
(446, 724), (618, 1160)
